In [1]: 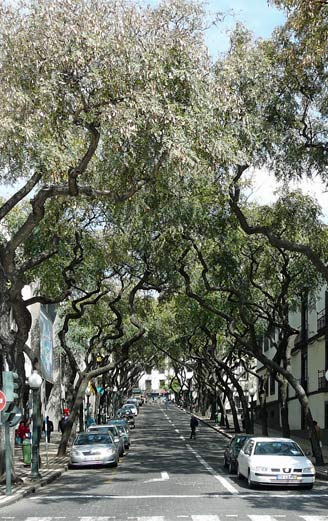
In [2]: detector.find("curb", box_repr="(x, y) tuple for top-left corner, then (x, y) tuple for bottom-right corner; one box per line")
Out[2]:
(180, 407), (328, 482)
(0, 466), (67, 508)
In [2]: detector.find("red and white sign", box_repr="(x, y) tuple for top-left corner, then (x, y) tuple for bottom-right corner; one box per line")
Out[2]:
(0, 390), (7, 412)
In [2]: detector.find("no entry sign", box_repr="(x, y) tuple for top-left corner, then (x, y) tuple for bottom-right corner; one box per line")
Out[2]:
(0, 390), (7, 412)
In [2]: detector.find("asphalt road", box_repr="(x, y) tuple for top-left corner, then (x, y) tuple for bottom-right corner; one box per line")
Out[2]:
(1, 403), (328, 521)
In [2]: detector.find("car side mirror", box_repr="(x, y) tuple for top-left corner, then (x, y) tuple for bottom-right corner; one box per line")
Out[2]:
(305, 450), (311, 457)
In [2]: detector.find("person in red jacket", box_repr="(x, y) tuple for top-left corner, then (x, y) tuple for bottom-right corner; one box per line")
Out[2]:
(16, 420), (30, 442)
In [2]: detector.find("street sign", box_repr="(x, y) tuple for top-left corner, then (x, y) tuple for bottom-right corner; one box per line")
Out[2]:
(0, 390), (7, 412)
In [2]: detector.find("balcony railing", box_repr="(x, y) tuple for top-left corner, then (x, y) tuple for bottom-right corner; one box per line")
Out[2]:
(317, 308), (327, 332)
(318, 370), (328, 391)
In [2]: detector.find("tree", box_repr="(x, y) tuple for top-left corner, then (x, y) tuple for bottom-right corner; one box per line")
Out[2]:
(0, 0), (211, 371)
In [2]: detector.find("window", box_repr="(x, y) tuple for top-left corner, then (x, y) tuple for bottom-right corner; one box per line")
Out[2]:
(245, 441), (255, 455)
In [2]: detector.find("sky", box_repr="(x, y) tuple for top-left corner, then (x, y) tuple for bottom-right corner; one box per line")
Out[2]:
(203, 0), (286, 57)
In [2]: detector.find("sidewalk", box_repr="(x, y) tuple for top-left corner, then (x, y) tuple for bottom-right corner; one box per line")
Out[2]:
(0, 432), (68, 508)
(195, 413), (328, 481)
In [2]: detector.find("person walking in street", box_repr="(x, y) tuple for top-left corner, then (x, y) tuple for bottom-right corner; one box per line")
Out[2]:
(190, 415), (199, 439)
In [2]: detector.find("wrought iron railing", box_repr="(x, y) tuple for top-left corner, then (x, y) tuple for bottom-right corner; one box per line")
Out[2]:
(317, 308), (327, 331)
(318, 370), (328, 391)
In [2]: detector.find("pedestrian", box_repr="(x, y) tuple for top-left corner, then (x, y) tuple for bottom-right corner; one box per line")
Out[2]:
(309, 420), (322, 455)
(190, 415), (199, 439)
(16, 419), (30, 443)
(165, 398), (169, 410)
(314, 420), (323, 447)
(58, 415), (68, 434)
(42, 415), (54, 442)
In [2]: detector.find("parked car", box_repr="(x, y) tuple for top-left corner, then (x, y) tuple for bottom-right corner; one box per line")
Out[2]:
(237, 437), (315, 489)
(116, 408), (135, 429)
(121, 403), (138, 416)
(88, 425), (125, 457)
(69, 432), (118, 468)
(125, 398), (140, 411)
(223, 434), (254, 473)
(107, 419), (130, 449)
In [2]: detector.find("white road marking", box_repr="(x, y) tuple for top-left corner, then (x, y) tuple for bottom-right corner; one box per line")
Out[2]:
(32, 493), (328, 499)
(25, 518), (53, 521)
(300, 518), (328, 521)
(248, 517), (286, 521)
(186, 444), (238, 495)
(137, 518), (164, 521)
(144, 472), (169, 483)
(79, 518), (116, 521)
(175, 429), (180, 433)
(180, 435), (185, 440)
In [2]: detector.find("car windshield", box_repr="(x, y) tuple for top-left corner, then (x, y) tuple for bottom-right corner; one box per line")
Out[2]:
(75, 433), (112, 445)
(108, 426), (118, 435)
(254, 441), (304, 456)
(235, 436), (249, 447)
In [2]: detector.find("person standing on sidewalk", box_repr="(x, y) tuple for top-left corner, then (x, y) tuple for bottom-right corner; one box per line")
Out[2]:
(309, 420), (322, 455)
(42, 416), (54, 442)
(190, 415), (199, 439)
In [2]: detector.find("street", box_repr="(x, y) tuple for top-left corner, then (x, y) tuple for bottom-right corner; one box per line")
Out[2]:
(1, 404), (328, 520)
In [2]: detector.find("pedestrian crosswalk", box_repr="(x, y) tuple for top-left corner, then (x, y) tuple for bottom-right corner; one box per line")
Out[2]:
(0, 513), (328, 521)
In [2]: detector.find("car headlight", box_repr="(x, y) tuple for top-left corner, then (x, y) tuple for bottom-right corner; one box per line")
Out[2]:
(104, 448), (115, 455)
(72, 449), (82, 456)
(255, 466), (268, 472)
(303, 467), (315, 473)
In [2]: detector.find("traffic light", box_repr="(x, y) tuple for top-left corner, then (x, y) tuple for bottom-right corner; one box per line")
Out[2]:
(2, 371), (19, 406)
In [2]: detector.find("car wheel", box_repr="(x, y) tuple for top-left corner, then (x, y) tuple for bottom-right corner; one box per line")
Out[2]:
(112, 460), (118, 468)
(247, 470), (255, 489)
(223, 456), (228, 468)
(229, 461), (237, 474)
(237, 464), (243, 479)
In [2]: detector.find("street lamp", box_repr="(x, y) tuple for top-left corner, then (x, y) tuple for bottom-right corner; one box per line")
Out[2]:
(85, 387), (91, 428)
(28, 369), (42, 480)
(249, 387), (256, 435)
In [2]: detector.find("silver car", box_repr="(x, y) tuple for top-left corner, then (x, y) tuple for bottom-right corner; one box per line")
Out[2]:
(88, 424), (125, 457)
(107, 419), (130, 449)
(69, 432), (118, 468)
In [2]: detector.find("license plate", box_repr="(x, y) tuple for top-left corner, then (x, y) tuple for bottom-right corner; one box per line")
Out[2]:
(276, 474), (299, 480)
(85, 455), (101, 461)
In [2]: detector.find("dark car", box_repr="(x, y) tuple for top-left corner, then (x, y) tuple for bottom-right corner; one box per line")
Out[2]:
(116, 408), (135, 429)
(223, 434), (254, 473)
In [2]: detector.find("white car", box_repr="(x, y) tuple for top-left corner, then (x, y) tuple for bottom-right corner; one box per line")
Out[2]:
(122, 403), (138, 416)
(237, 437), (315, 489)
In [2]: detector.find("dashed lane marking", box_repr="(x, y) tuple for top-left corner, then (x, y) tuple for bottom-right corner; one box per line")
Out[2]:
(186, 444), (239, 495)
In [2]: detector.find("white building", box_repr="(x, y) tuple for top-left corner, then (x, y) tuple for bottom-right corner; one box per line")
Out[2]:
(257, 285), (328, 441)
